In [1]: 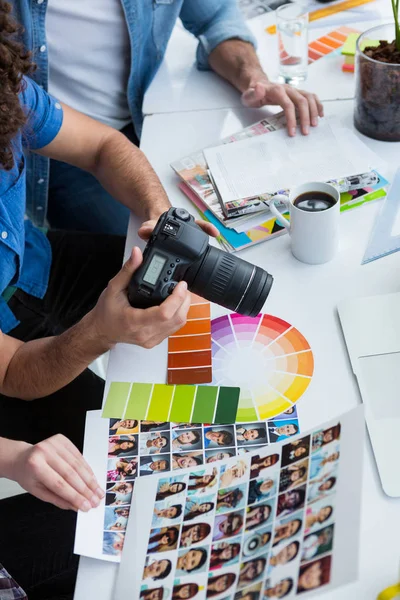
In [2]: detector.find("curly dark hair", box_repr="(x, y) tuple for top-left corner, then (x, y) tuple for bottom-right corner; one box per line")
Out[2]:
(0, 1), (33, 170)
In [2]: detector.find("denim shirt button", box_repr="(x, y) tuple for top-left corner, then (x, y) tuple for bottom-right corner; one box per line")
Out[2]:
(38, 178), (45, 184)
(39, 45), (46, 52)
(37, 0), (44, 3)
(1, 231), (8, 240)
(55, 103), (62, 110)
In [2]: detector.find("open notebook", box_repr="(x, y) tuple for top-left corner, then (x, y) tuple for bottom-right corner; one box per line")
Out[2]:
(338, 292), (400, 497)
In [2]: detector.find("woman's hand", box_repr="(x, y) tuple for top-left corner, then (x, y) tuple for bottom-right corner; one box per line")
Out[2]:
(9, 435), (104, 511)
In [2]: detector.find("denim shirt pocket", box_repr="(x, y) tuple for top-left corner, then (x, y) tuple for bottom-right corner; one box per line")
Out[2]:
(152, 0), (181, 54)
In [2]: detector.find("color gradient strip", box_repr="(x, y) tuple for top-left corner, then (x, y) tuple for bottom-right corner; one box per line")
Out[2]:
(102, 382), (240, 424)
(168, 294), (212, 385)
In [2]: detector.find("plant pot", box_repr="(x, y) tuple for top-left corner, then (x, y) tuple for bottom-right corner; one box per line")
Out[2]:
(354, 23), (400, 142)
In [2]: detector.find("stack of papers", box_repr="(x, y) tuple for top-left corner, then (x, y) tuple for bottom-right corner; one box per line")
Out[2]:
(171, 116), (388, 253)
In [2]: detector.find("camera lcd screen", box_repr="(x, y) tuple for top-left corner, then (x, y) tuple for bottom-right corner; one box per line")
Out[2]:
(143, 253), (167, 286)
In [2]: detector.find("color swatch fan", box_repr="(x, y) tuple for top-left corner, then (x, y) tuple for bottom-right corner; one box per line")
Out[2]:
(211, 313), (314, 421)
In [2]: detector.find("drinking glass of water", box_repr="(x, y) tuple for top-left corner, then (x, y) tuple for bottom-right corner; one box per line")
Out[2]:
(276, 4), (309, 85)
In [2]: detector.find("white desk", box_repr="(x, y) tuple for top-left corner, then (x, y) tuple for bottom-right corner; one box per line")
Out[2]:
(75, 102), (400, 599)
(143, 2), (392, 116)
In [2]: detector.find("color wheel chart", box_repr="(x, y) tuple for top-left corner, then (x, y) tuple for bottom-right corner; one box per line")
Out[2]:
(211, 313), (314, 421)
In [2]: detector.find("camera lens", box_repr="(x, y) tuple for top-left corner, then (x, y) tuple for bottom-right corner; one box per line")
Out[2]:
(185, 246), (273, 318)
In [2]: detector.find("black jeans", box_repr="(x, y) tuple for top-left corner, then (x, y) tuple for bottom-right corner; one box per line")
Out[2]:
(0, 230), (125, 598)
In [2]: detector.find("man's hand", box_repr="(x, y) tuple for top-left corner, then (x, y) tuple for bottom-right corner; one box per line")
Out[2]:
(90, 247), (191, 349)
(241, 80), (324, 137)
(138, 217), (219, 241)
(10, 435), (104, 511)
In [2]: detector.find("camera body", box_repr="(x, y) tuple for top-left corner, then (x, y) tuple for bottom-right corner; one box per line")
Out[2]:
(128, 207), (273, 317)
(128, 208), (208, 308)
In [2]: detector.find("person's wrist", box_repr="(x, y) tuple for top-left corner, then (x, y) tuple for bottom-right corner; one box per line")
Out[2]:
(82, 309), (116, 353)
(240, 67), (269, 93)
(0, 438), (31, 481)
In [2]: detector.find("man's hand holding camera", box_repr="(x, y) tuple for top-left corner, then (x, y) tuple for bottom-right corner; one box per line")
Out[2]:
(90, 246), (192, 350)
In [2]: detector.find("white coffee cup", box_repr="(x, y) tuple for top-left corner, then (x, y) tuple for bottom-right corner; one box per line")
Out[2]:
(269, 182), (340, 265)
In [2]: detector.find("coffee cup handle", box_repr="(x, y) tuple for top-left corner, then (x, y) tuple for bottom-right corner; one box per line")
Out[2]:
(268, 194), (291, 230)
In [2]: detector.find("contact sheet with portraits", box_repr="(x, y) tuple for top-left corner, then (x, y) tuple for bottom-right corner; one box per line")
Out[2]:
(115, 407), (364, 599)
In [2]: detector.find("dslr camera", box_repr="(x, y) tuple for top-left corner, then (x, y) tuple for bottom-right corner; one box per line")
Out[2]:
(128, 208), (273, 317)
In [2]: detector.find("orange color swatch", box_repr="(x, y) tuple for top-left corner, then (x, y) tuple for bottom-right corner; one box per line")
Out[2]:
(167, 294), (212, 384)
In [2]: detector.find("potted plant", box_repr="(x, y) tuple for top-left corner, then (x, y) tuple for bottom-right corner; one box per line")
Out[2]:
(354, 5), (400, 141)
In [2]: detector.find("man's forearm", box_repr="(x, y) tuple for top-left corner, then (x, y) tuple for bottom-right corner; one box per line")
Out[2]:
(92, 132), (171, 221)
(208, 39), (268, 94)
(1, 312), (110, 400)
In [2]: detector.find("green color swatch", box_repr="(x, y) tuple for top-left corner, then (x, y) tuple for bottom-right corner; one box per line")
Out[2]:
(125, 383), (153, 420)
(147, 384), (174, 421)
(102, 382), (130, 418)
(102, 382), (241, 424)
(192, 386), (218, 423)
(215, 387), (240, 424)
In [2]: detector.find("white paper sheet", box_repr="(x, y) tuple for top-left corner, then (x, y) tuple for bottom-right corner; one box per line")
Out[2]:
(115, 406), (364, 600)
(203, 119), (383, 203)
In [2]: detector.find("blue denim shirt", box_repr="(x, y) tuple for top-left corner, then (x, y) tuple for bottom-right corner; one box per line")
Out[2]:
(0, 77), (63, 333)
(13, 0), (255, 227)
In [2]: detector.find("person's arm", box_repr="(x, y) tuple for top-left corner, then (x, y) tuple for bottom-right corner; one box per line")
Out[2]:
(179, 1), (323, 136)
(37, 104), (170, 221)
(38, 104), (218, 240)
(0, 248), (190, 400)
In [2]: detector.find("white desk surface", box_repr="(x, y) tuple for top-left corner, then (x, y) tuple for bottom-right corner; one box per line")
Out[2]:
(143, 1), (393, 116)
(75, 102), (400, 599)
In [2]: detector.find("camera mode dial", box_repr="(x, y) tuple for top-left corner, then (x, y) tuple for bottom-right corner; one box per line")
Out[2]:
(173, 208), (191, 221)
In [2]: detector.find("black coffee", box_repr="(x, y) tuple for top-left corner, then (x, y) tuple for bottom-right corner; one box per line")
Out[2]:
(293, 191), (336, 212)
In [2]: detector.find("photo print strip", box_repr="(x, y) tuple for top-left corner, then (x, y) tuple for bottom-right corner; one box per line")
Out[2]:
(168, 294), (212, 385)
(114, 406), (364, 599)
(75, 406), (302, 563)
(102, 383), (240, 425)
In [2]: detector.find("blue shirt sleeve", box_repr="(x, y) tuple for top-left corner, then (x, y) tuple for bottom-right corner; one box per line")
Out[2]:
(179, 0), (257, 71)
(20, 76), (64, 150)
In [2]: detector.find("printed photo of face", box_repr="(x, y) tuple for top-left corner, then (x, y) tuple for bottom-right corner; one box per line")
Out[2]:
(245, 502), (273, 531)
(250, 454), (280, 480)
(301, 525), (334, 563)
(108, 435), (138, 457)
(210, 540), (241, 569)
(109, 419), (139, 435)
(105, 482), (134, 506)
(217, 485), (246, 513)
(102, 531), (125, 556)
(140, 432), (171, 455)
(104, 506), (130, 532)
(279, 460), (309, 493)
(238, 557), (267, 587)
(207, 572), (236, 597)
(156, 479), (187, 501)
(147, 526), (180, 553)
(172, 429), (203, 451)
(272, 516), (302, 547)
(268, 421), (299, 443)
(180, 522), (212, 548)
(281, 436), (310, 467)
(188, 468), (218, 494)
(140, 586), (166, 600)
(153, 503), (183, 527)
(235, 423), (268, 446)
(107, 457), (138, 483)
(172, 452), (203, 470)
(297, 556), (332, 592)
(220, 460), (248, 488)
(184, 496), (215, 521)
(305, 502), (334, 533)
(140, 456), (170, 476)
(140, 422), (169, 432)
(205, 450), (235, 463)
(143, 557), (172, 581)
(204, 426), (235, 449)
(248, 476), (276, 505)
(213, 511), (244, 540)
(276, 485), (306, 517)
(264, 578), (294, 598)
(176, 547), (208, 574)
(172, 583), (200, 600)
(269, 541), (300, 568)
